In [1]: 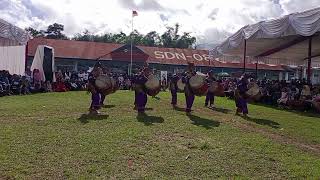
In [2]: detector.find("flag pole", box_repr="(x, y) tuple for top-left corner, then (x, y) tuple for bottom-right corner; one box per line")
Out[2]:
(130, 13), (133, 76)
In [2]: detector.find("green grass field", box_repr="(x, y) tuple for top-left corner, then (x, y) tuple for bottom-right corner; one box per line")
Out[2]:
(0, 91), (320, 179)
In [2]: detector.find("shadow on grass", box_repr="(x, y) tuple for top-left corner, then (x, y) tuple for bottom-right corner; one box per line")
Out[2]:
(210, 106), (232, 114)
(145, 108), (154, 111)
(173, 106), (186, 112)
(187, 114), (220, 129)
(136, 113), (164, 126)
(151, 96), (161, 100)
(78, 114), (109, 124)
(245, 116), (280, 129)
(102, 105), (116, 109)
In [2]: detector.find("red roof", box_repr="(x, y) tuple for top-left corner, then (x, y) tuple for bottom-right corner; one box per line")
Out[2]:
(27, 38), (284, 71)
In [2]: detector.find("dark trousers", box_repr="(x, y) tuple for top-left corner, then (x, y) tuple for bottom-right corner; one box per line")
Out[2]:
(136, 91), (147, 112)
(205, 92), (215, 106)
(235, 97), (248, 114)
(171, 89), (177, 105)
(134, 90), (138, 107)
(185, 94), (195, 112)
(91, 92), (101, 110)
(100, 93), (106, 105)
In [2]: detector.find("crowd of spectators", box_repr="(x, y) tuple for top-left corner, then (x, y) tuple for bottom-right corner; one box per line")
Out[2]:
(0, 69), (135, 97)
(221, 77), (320, 111)
(2, 68), (320, 112)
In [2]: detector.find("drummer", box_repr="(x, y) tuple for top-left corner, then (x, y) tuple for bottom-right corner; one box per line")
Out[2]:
(169, 73), (179, 108)
(134, 63), (150, 113)
(182, 62), (196, 114)
(205, 70), (216, 107)
(87, 62), (103, 114)
(235, 74), (249, 117)
(132, 72), (138, 110)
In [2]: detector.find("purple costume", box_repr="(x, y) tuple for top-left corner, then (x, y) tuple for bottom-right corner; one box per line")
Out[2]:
(88, 73), (101, 110)
(169, 75), (179, 106)
(235, 78), (249, 114)
(183, 71), (196, 112)
(100, 94), (106, 106)
(133, 74), (148, 113)
(205, 77), (216, 106)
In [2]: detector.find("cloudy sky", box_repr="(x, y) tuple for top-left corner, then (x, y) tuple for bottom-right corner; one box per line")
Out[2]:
(1, 0), (319, 47)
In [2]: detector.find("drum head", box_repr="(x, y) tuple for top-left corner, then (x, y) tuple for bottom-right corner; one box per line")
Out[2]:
(246, 83), (260, 96)
(189, 75), (205, 89)
(145, 75), (160, 90)
(177, 79), (185, 91)
(95, 75), (112, 89)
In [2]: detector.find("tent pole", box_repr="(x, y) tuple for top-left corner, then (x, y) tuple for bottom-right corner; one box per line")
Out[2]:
(307, 37), (312, 84)
(25, 41), (28, 72)
(255, 58), (258, 79)
(243, 39), (247, 74)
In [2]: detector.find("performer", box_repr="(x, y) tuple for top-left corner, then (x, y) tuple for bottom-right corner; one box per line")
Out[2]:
(132, 73), (138, 110)
(235, 74), (249, 117)
(205, 70), (216, 107)
(169, 73), (179, 108)
(87, 62), (103, 114)
(134, 63), (150, 113)
(182, 62), (196, 114)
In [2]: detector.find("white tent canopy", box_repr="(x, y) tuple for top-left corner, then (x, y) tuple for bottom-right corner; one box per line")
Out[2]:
(0, 18), (30, 46)
(212, 7), (320, 66)
(0, 46), (26, 75)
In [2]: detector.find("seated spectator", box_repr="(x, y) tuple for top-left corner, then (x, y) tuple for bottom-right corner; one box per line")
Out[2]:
(277, 87), (289, 106)
(300, 85), (311, 100)
(46, 81), (53, 92)
(20, 76), (31, 95)
(33, 69), (42, 92)
(10, 74), (22, 95)
(0, 82), (4, 97)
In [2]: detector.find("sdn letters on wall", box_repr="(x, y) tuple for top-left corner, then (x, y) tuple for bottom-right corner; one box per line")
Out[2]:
(154, 51), (211, 62)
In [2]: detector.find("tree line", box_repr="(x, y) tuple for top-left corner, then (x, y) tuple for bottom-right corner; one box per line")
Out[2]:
(26, 23), (197, 49)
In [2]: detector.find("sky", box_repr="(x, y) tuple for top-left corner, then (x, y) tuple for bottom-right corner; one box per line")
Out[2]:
(1, 0), (319, 48)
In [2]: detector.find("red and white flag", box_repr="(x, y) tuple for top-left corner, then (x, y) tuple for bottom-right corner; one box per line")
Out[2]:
(132, 10), (138, 17)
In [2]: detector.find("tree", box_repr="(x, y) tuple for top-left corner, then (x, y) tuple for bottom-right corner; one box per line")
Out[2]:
(73, 30), (94, 41)
(46, 23), (68, 40)
(28, 22), (197, 49)
(111, 32), (127, 44)
(25, 27), (45, 37)
(176, 32), (196, 48)
(141, 31), (161, 46)
(129, 30), (144, 45)
(160, 23), (196, 48)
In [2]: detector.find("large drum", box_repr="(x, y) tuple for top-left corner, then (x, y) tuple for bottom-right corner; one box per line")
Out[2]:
(95, 75), (117, 95)
(208, 81), (225, 97)
(95, 75), (112, 90)
(145, 75), (161, 96)
(111, 77), (119, 93)
(246, 82), (261, 102)
(189, 74), (208, 96)
(177, 79), (185, 92)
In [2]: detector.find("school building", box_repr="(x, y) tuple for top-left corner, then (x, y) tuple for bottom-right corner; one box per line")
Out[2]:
(27, 38), (314, 81)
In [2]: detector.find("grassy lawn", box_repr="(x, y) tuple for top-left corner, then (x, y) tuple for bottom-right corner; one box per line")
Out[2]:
(0, 91), (320, 179)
